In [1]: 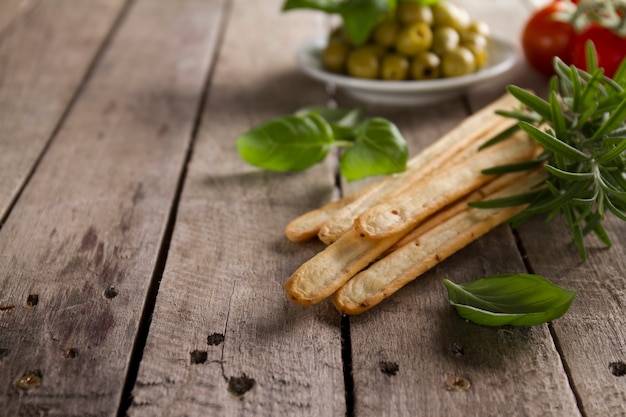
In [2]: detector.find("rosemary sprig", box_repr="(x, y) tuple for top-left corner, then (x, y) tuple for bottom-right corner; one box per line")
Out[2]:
(471, 44), (626, 260)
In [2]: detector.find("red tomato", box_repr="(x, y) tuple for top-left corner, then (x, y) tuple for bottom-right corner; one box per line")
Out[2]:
(522, 1), (575, 76)
(572, 25), (626, 78)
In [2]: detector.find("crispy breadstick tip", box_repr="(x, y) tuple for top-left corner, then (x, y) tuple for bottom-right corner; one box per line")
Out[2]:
(285, 209), (331, 242)
(284, 229), (404, 305)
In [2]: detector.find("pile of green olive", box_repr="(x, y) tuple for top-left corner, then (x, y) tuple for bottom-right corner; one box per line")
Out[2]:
(321, 1), (491, 81)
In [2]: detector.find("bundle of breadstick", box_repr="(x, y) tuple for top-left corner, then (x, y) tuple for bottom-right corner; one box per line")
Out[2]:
(283, 93), (547, 315)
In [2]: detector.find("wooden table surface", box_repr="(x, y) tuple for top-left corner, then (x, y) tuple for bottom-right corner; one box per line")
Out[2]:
(1, 0), (625, 416)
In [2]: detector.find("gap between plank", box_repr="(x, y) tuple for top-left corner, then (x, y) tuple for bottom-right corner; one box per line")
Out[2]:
(512, 228), (588, 417)
(341, 314), (355, 417)
(548, 323), (588, 417)
(116, 0), (234, 415)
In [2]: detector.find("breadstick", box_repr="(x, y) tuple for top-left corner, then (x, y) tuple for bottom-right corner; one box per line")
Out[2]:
(283, 228), (406, 306)
(284, 187), (368, 242)
(316, 94), (520, 244)
(353, 131), (537, 241)
(385, 170), (530, 252)
(283, 167), (539, 307)
(333, 169), (548, 315)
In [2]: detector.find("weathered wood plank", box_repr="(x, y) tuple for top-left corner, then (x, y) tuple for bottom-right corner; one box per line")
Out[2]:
(0, 0), (125, 222)
(0, 1), (225, 416)
(518, 208), (626, 417)
(0, 0), (38, 36)
(346, 1), (583, 416)
(128, 1), (346, 416)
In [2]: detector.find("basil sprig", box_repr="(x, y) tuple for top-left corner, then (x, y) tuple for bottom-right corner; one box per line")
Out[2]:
(236, 107), (408, 181)
(473, 43), (626, 260)
(443, 274), (577, 327)
(282, 0), (440, 45)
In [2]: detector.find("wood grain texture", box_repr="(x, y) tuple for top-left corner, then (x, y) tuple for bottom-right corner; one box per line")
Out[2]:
(0, 0), (125, 222)
(0, 1), (621, 416)
(0, 0), (38, 35)
(0, 0), (224, 415)
(517, 216), (626, 417)
(128, 0), (346, 416)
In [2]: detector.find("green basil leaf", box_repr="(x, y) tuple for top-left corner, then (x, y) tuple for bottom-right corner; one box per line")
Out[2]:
(332, 108), (363, 140)
(443, 274), (576, 327)
(338, 0), (391, 45)
(281, 0), (341, 13)
(335, 107), (363, 128)
(236, 113), (334, 171)
(339, 117), (408, 181)
(296, 106), (363, 141)
(296, 106), (362, 126)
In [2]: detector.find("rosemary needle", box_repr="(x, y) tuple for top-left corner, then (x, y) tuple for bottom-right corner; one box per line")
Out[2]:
(473, 45), (626, 260)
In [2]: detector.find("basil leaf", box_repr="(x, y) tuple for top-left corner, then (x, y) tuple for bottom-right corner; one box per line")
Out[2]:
(296, 107), (362, 141)
(236, 113), (334, 172)
(338, 0), (391, 45)
(443, 274), (577, 327)
(281, 0), (341, 13)
(296, 107), (362, 127)
(339, 117), (408, 181)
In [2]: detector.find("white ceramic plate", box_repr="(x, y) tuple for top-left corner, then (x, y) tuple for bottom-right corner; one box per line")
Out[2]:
(296, 36), (518, 106)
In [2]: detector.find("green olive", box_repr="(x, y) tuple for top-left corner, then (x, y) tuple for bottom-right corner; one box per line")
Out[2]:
(322, 42), (350, 73)
(410, 51), (441, 80)
(346, 46), (380, 79)
(364, 43), (387, 59)
(396, 2), (433, 26)
(464, 20), (491, 39)
(431, 26), (460, 57)
(372, 20), (400, 48)
(441, 46), (476, 77)
(381, 53), (409, 80)
(395, 22), (433, 56)
(461, 33), (489, 69)
(432, 2), (470, 31)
